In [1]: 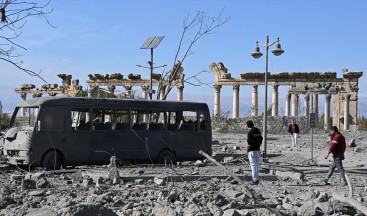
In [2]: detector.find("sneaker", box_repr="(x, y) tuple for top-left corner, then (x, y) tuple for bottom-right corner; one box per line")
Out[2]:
(250, 180), (259, 185)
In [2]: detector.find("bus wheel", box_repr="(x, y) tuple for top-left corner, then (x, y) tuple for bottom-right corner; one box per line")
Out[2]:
(42, 151), (62, 171)
(157, 150), (176, 165)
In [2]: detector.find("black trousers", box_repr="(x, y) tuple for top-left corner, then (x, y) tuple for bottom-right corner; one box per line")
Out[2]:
(326, 154), (346, 183)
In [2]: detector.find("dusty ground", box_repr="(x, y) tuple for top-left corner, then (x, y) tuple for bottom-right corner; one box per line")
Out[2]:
(0, 129), (365, 216)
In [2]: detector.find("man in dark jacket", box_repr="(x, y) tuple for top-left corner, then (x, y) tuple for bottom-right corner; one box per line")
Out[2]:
(246, 120), (262, 185)
(324, 126), (347, 185)
(288, 119), (300, 146)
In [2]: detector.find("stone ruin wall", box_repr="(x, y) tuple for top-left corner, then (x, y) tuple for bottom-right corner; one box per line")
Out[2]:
(212, 116), (312, 134)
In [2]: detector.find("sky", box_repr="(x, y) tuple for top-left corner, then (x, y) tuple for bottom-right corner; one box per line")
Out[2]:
(0, 0), (366, 114)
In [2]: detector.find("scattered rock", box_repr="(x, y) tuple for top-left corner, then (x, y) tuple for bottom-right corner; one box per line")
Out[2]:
(21, 179), (36, 190)
(154, 177), (165, 186)
(223, 209), (242, 216)
(195, 160), (205, 167)
(37, 178), (50, 188)
(82, 179), (94, 187)
(135, 179), (144, 185)
(222, 146), (228, 152)
(71, 170), (83, 182)
(107, 167), (120, 181)
(349, 138), (356, 147)
(108, 156), (117, 168)
(28, 190), (44, 196)
(233, 168), (242, 174)
(233, 146), (240, 150)
(212, 140), (220, 145)
(62, 203), (117, 216)
(298, 201), (316, 216)
(354, 147), (363, 152)
(10, 174), (24, 182)
(207, 202), (223, 216)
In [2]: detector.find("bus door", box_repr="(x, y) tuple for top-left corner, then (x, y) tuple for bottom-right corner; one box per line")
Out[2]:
(68, 108), (92, 165)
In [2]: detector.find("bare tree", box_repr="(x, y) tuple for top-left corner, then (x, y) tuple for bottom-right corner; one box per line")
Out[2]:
(157, 10), (230, 100)
(0, 0), (54, 82)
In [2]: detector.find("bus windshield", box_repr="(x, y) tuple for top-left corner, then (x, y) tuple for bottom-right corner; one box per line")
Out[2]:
(15, 107), (39, 127)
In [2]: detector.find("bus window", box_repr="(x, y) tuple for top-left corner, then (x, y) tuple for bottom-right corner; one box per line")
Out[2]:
(39, 107), (65, 131)
(180, 111), (197, 131)
(148, 111), (166, 131)
(131, 110), (148, 130)
(71, 108), (90, 130)
(198, 112), (206, 131)
(92, 109), (113, 130)
(110, 109), (129, 130)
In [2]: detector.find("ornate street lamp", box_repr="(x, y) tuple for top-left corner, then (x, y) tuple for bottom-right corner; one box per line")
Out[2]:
(251, 36), (284, 158)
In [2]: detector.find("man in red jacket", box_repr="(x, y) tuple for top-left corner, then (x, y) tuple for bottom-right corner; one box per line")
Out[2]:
(324, 126), (347, 185)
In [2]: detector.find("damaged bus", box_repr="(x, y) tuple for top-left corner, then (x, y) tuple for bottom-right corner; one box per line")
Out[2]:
(1, 97), (212, 170)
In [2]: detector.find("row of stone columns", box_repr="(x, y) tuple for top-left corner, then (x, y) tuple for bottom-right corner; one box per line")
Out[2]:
(214, 85), (352, 131)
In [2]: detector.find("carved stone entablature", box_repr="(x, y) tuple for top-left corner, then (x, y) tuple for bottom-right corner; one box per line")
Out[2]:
(210, 62), (231, 81)
(128, 73), (141, 80)
(342, 69), (363, 79)
(152, 73), (162, 80)
(109, 73), (124, 80)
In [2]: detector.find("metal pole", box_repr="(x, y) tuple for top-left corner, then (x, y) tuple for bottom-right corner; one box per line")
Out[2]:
(149, 48), (153, 100)
(311, 95), (314, 160)
(263, 36), (269, 158)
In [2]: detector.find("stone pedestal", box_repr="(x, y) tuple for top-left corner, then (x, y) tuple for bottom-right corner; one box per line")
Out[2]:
(313, 94), (319, 122)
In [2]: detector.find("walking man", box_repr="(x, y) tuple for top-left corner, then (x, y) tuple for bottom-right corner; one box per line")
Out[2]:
(288, 119), (300, 146)
(324, 126), (347, 185)
(246, 120), (263, 185)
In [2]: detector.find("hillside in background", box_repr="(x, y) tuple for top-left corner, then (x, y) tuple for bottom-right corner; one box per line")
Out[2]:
(1, 85), (367, 117)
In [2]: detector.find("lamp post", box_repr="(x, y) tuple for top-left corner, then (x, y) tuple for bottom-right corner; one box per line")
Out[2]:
(251, 36), (284, 158)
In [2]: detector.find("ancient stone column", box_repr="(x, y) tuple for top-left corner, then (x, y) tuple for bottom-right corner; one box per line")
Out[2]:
(159, 85), (167, 100)
(313, 94), (319, 122)
(304, 94), (310, 118)
(291, 94), (298, 117)
(324, 94), (331, 130)
(124, 86), (132, 99)
(142, 85), (149, 99)
(251, 85), (258, 116)
(285, 93), (291, 116)
(177, 85), (184, 101)
(20, 93), (27, 117)
(344, 94), (351, 131)
(271, 85), (279, 116)
(232, 84), (240, 118)
(214, 85), (222, 117)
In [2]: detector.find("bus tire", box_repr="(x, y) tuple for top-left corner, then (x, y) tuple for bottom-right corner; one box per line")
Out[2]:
(42, 151), (62, 171)
(157, 150), (176, 164)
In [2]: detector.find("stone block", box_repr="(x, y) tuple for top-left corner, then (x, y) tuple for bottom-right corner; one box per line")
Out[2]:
(276, 170), (305, 181)
(194, 160), (205, 167)
(223, 209), (242, 216)
(212, 140), (220, 145)
(37, 178), (50, 188)
(354, 147), (363, 152)
(348, 139), (356, 147)
(82, 179), (94, 187)
(21, 179), (36, 190)
(154, 177), (165, 186)
(107, 167), (120, 181)
(10, 174), (24, 182)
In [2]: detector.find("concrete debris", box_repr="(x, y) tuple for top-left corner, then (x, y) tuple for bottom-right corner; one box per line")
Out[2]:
(108, 156), (117, 168)
(36, 177), (50, 188)
(222, 146), (228, 152)
(354, 146), (363, 152)
(21, 179), (36, 190)
(10, 174), (24, 182)
(212, 140), (220, 145)
(195, 160), (205, 167)
(107, 167), (120, 181)
(349, 138), (356, 147)
(233, 146), (240, 150)
(153, 177), (165, 186)
(223, 209), (242, 216)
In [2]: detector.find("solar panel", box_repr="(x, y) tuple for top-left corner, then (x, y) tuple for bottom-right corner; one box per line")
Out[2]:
(140, 36), (165, 49)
